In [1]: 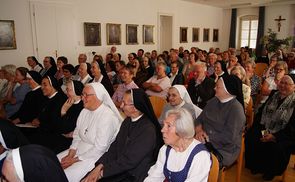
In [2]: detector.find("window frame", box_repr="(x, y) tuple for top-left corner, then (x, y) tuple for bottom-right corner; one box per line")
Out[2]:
(238, 15), (258, 49)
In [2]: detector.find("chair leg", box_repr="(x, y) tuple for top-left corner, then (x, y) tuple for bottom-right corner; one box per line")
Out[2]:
(219, 168), (226, 182)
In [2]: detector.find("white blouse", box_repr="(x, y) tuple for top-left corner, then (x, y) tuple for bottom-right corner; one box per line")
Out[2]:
(144, 139), (211, 182)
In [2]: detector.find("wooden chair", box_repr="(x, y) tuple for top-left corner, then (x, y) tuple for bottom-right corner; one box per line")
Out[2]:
(208, 153), (220, 182)
(149, 96), (167, 118)
(254, 63), (268, 77)
(219, 135), (245, 182)
(281, 153), (295, 182)
(245, 97), (254, 129)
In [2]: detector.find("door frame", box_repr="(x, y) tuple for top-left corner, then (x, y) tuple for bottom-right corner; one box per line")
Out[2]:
(157, 12), (174, 52)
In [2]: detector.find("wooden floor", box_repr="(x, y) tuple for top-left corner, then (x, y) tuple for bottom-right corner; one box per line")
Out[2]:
(224, 155), (295, 182)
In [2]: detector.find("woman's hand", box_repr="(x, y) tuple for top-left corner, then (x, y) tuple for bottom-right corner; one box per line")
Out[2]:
(260, 133), (276, 142)
(61, 98), (74, 115)
(61, 155), (79, 169)
(81, 164), (104, 182)
(31, 119), (40, 127)
(195, 125), (208, 143)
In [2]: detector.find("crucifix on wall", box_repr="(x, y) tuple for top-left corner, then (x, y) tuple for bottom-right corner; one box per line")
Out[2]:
(274, 15), (286, 32)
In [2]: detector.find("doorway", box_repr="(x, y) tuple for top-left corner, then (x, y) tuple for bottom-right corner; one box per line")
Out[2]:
(159, 15), (173, 53)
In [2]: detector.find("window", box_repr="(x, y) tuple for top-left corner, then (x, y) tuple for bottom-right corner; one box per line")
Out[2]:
(239, 16), (258, 48)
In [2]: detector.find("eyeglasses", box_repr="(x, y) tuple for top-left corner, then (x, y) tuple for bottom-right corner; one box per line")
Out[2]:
(81, 93), (95, 97)
(122, 102), (134, 107)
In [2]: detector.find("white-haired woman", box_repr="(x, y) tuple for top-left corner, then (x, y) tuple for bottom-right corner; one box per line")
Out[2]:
(145, 108), (211, 182)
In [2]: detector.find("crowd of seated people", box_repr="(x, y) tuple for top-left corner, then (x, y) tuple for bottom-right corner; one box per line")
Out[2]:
(0, 46), (294, 181)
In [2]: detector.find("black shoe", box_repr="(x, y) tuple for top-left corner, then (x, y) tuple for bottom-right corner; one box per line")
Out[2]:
(262, 174), (275, 181)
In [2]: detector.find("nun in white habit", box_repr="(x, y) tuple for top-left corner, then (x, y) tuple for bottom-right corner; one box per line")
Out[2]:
(158, 84), (202, 125)
(57, 82), (123, 182)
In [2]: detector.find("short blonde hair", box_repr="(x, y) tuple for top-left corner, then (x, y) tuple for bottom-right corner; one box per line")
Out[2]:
(1, 64), (16, 76)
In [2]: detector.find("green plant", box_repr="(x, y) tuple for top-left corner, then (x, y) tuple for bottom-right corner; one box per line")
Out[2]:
(261, 29), (293, 53)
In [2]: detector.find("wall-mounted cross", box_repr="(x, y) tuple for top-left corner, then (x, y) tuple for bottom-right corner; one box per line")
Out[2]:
(274, 15), (286, 32)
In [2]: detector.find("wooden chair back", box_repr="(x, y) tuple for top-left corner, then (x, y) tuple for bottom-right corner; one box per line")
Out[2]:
(208, 153), (219, 182)
(254, 63), (268, 77)
(149, 96), (167, 118)
(245, 97), (254, 129)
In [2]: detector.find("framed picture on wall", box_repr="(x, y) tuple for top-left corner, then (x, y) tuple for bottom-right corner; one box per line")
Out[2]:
(106, 23), (121, 45)
(192, 28), (199, 42)
(180, 27), (188, 43)
(143, 25), (154, 44)
(213, 29), (219, 42)
(84, 22), (101, 46)
(203, 28), (210, 42)
(126, 24), (138, 45)
(0, 20), (17, 49)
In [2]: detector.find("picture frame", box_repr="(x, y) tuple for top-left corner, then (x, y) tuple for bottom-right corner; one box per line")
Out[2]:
(84, 22), (101, 46)
(126, 24), (138, 45)
(213, 29), (219, 42)
(0, 20), (17, 50)
(180, 27), (188, 43)
(203, 28), (210, 42)
(106, 23), (121, 45)
(192, 28), (199, 42)
(143, 25), (154, 44)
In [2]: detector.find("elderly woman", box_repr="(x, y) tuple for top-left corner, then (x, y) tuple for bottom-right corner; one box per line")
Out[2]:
(0, 67), (31, 119)
(143, 61), (171, 98)
(245, 74), (295, 181)
(57, 83), (122, 182)
(59, 80), (84, 137)
(82, 89), (162, 182)
(210, 60), (228, 82)
(10, 71), (47, 124)
(195, 75), (246, 167)
(259, 61), (288, 105)
(231, 66), (251, 108)
(158, 85), (202, 125)
(90, 60), (114, 96)
(77, 63), (92, 85)
(40, 56), (57, 77)
(59, 64), (75, 94)
(2, 144), (68, 182)
(27, 56), (43, 72)
(145, 108), (211, 181)
(244, 60), (261, 103)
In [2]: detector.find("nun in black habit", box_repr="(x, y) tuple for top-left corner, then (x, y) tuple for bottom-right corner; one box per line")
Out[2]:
(1, 144), (68, 182)
(195, 75), (246, 167)
(0, 119), (29, 175)
(82, 88), (163, 182)
(26, 76), (68, 153)
(10, 71), (48, 124)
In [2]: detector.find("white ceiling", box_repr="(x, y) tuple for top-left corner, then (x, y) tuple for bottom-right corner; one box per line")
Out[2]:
(182, 0), (295, 9)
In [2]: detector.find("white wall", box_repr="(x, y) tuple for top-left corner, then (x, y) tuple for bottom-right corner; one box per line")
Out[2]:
(220, 4), (294, 50)
(0, 0), (224, 67)
(0, 0), (34, 67)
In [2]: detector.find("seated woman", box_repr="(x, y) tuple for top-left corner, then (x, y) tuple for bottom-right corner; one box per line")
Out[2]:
(231, 66), (251, 109)
(25, 76), (67, 152)
(145, 108), (211, 181)
(259, 61), (288, 106)
(134, 56), (154, 88)
(27, 56), (43, 73)
(40, 56), (57, 77)
(0, 119), (29, 175)
(58, 80), (84, 137)
(82, 89), (163, 182)
(10, 71), (47, 124)
(245, 74), (295, 181)
(143, 62), (171, 98)
(2, 144), (68, 182)
(210, 60), (228, 83)
(58, 64), (75, 94)
(244, 60), (261, 103)
(158, 85), (202, 125)
(195, 75), (246, 167)
(112, 65), (138, 108)
(57, 83), (123, 182)
(1, 67), (31, 119)
(77, 63), (92, 85)
(90, 60), (114, 96)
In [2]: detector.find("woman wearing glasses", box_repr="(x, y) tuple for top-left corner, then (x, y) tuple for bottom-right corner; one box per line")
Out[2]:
(57, 82), (122, 182)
